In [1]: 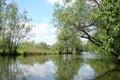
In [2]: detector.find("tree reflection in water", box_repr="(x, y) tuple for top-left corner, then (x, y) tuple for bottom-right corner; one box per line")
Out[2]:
(0, 52), (118, 80)
(74, 63), (96, 80)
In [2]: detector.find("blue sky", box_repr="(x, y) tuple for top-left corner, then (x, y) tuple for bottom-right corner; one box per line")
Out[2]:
(8, 0), (54, 23)
(13, 0), (53, 24)
(7, 0), (62, 45)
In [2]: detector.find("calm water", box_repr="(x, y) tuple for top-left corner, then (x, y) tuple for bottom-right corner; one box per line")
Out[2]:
(0, 52), (118, 80)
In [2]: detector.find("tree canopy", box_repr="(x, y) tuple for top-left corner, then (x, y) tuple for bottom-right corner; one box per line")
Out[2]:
(53, 0), (120, 57)
(0, 0), (32, 54)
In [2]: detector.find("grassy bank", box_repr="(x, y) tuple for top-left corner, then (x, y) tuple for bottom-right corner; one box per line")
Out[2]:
(17, 48), (59, 56)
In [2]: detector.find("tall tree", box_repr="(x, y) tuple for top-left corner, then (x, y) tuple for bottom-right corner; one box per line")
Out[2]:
(4, 1), (32, 54)
(53, 0), (120, 57)
(0, 1), (32, 54)
(57, 27), (82, 54)
(0, 0), (6, 53)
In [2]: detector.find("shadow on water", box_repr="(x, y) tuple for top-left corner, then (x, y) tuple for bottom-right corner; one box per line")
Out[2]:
(94, 59), (120, 80)
(0, 52), (119, 80)
(94, 65), (120, 80)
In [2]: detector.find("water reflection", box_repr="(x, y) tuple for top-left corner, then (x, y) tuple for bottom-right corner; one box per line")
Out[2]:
(0, 53), (117, 80)
(74, 63), (96, 80)
(80, 52), (100, 59)
(10, 60), (57, 80)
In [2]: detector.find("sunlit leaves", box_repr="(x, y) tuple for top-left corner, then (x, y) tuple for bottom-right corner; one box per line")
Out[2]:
(0, 0), (32, 53)
(53, 0), (120, 57)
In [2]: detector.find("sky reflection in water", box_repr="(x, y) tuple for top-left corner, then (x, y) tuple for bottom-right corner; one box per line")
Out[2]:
(10, 60), (57, 80)
(10, 60), (96, 80)
(74, 63), (96, 80)
(2, 52), (116, 80)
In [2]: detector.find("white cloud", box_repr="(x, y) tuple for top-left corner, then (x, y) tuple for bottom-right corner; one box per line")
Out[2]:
(47, 0), (57, 4)
(10, 61), (57, 79)
(74, 64), (95, 80)
(47, 0), (64, 5)
(47, 0), (75, 6)
(30, 22), (56, 45)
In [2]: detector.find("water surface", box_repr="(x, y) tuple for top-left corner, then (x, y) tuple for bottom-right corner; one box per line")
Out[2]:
(0, 52), (118, 80)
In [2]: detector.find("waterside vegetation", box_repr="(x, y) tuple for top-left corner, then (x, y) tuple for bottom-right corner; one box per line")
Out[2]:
(0, 0), (120, 60)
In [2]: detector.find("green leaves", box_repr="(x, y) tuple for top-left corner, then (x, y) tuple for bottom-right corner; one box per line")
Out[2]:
(0, 0), (32, 54)
(95, 0), (120, 56)
(53, 0), (120, 57)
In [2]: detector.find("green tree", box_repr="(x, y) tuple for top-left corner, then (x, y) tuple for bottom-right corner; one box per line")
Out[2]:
(53, 0), (120, 58)
(56, 27), (82, 54)
(5, 2), (32, 54)
(50, 42), (61, 51)
(0, 0), (6, 53)
(0, 1), (32, 54)
(36, 42), (49, 50)
(95, 0), (120, 57)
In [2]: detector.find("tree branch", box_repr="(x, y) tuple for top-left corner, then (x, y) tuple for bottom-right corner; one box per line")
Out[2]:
(81, 29), (102, 46)
(93, 0), (103, 12)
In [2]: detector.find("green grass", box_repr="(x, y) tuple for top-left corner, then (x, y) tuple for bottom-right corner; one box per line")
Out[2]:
(17, 47), (59, 55)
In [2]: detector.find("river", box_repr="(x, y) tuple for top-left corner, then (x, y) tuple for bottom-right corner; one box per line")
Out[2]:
(0, 52), (119, 80)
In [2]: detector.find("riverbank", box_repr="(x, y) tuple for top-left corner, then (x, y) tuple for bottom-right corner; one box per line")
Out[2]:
(22, 52), (58, 57)
(0, 48), (59, 57)
(0, 52), (21, 56)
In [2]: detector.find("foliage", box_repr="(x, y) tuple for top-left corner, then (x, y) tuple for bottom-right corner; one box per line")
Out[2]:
(20, 41), (58, 55)
(83, 41), (98, 53)
(0, 1), (32, 54)
(57, 27), (83, 54)
(53, 0), (84, 54)
(53, 0), (120, 57)
(36, 42), (50, 50)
